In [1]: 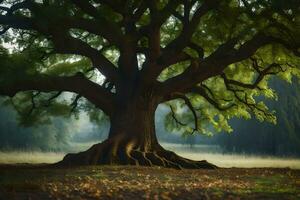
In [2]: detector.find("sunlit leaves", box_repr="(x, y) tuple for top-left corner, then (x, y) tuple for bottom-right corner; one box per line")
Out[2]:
(163, 0), (300, 135)
(160, 15), (182, 47)
(165, 41), (299, 135)
(158, 61), (190, 81)
(45, 56), (92, 76)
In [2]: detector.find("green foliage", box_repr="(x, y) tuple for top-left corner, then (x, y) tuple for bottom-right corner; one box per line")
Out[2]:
(217, 78), (300, 156)
(162, 0), (300, 136)
(158, 61), (190, 81)
(45, 56), (92, 76)
(0, 0), (299, 137)
(0, 41), (100, 125)
(0, 46), (39, 81)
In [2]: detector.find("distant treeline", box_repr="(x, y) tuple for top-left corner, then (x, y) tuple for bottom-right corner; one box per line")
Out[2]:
(0, 104), (72, 151)
(215, 79), (300, 157)
(0, 100), (106, 152)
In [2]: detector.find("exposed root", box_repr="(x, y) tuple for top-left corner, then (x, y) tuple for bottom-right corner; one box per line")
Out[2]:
(55, 139), (218, 169)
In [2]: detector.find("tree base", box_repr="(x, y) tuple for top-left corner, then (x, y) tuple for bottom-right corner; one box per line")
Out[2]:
(55, 139), (218, 169)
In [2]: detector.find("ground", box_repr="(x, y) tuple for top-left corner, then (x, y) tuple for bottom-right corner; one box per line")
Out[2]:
(0, 165), (299, 200)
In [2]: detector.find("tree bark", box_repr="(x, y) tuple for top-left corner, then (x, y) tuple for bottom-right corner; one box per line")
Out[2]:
(57, 94), (217, 169)
(108, 99), (159, 151)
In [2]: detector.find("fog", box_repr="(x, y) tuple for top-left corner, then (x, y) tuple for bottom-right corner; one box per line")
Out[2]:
(1, 144), (300, 169)
(0, 100), (109, 152)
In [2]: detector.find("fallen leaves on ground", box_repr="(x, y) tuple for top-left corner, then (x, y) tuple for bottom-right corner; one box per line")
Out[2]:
(0, 165), (299, 200)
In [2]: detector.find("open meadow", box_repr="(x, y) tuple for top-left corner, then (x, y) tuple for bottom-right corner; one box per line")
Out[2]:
(1, 146), (300, 199)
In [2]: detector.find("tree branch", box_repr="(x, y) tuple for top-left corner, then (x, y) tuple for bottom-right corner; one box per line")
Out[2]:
(143, 0), (220, 81)
(28, 91), (40, 115)
(69, 0), (123, 45)
(43, 91), (63, 107)
(0, 14), (33, 30)
(50, 32), (118, 81)
(70, 94), (82, 113)
(0, 73), (115, 115)
(164, 0), (220, 52)
(169, 105), (188, 127)
(171, 93), (199, 133)
(190, 86), (236, 111)
(94, 0), (125, 14)
(158, 31), (299, 100)
(220, 62), (286, 90)
(0, 3), (120, 82)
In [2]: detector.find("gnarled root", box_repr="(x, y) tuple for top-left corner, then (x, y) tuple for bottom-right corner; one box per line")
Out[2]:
(55, 138), (218, 169)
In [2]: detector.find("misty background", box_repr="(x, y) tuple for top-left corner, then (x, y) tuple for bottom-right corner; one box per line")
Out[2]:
(0, 78), (300, 158)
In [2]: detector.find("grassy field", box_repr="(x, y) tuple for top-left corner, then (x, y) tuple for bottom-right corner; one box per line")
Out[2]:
(0, 165), (299, 200)
(1, 150), (300, 169)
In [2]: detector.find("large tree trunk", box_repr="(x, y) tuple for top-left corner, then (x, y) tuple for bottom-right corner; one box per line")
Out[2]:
(108, 97), (160, 152)
(57, 95), (217, 169)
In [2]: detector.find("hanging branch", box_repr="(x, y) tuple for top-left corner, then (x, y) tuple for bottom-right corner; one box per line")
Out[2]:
(70, 94), (82, 113)
(169, 105), (187, 127)
(172, 93), (199, 133)
(28, 91), (41, 115)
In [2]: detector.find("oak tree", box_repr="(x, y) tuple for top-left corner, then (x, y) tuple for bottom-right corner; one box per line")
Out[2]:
(0, 0), (299, 169)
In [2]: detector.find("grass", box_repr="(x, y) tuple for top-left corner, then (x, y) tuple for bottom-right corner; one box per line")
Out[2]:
(0, 165), (299, 200)
(1, 150), (300, 169)
(0, 151), (65, 164)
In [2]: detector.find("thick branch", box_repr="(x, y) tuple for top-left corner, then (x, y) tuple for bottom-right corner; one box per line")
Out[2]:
(69, 0), (123, 45)
(159, 32), (299, 99)
(0, 5), (119, 81)
(0, 73), (114, 115)
(51, 32), (118, 81)
(143, 0), (220, 81)
(0, 15), (33, 30)
(145, 0), (182, 29)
